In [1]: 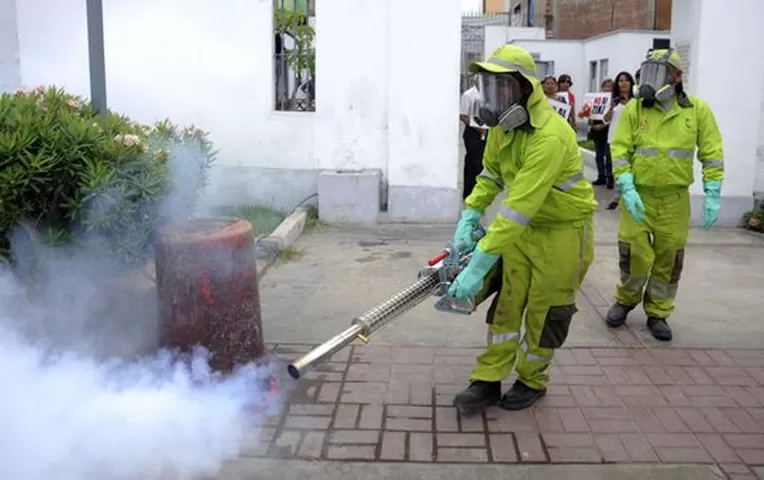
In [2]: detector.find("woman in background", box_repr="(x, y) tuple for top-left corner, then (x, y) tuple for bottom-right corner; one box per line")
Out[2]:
(603, 71), (636, 210)
(542, 75), (559, 99)
(557, 74), (577, 128)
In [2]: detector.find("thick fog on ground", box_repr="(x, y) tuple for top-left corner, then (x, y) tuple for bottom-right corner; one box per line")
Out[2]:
(0, 139), (283, 479)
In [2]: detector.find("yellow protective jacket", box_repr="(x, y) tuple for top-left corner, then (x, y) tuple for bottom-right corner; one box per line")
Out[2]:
(465, 88), (598, 256)
(611, 94), (724, 187)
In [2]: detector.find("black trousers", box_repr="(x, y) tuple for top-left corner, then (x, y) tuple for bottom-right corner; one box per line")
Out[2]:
(594, 139), (612, 181)
(463, 126), (487, 200)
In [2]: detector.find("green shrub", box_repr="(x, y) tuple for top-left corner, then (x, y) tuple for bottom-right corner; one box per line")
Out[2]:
(0, 86), (217, 265)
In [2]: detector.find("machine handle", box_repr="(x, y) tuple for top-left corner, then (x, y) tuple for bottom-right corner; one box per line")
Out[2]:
(427, 251), (449, 266)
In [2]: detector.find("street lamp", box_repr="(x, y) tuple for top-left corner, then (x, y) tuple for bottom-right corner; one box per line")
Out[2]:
(86, 0), (107, 115)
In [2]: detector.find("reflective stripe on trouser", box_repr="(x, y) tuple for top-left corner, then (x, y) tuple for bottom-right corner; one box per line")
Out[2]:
(469, 216), (595, 390)
(615, 187), (690, 318)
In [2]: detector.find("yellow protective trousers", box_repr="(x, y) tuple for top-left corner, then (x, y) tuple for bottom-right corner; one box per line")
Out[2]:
(615, 187), (690, 318)
(470, 216), (594, 390)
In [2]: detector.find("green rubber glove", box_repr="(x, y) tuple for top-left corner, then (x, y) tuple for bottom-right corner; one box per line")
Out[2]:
(447, 246), (499, 300)
(453, 208), (482, 251)
(615, 173), (646, 223)
(702, 180), (721, 230)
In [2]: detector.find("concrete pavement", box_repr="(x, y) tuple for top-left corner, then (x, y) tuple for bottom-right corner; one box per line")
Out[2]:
(222, 179), (764, 479)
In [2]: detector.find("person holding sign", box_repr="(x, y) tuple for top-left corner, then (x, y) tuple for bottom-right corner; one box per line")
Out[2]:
(542, 76), (573, 122)
(449, 45), (597, 413)
(588, 79), (614, 188)
(605, 49), (724, 341)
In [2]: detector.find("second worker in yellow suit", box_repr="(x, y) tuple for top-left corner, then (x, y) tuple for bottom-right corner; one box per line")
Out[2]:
(605, 49), (724, 341)
(447, 45), (597, 413)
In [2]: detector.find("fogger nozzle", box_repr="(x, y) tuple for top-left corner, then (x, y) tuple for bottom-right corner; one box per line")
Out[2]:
(287, 270), (441, 379)
(287, 324), (364, 380)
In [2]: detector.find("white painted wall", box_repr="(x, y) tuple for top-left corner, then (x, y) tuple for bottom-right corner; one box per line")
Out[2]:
(672, 0), (764, 207)
(0, 0), (463, 216)
(584, 31), (670, 85)
(484, 26), (546, 59)
(505, 39), (584, 95)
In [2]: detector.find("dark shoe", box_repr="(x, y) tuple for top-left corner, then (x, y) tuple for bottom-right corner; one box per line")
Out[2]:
(606, 177), (614, 189)
(592, 178), (606, 186)
(647, 316), (673, 341)
(606, 201), (618, 210)
(452, 381), (501, 414)
(606, 303), (635, 327)
(500, 380), (547, 411)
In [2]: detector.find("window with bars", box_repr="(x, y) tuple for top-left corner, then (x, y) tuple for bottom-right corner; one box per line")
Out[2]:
(273, 0), (315, 112)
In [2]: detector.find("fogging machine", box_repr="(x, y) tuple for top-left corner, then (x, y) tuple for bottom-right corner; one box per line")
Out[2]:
(287, 227), (485, 380)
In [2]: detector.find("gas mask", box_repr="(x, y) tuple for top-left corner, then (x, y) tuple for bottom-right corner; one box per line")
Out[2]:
(638, 60), (677, 107)
(476, 73), (528, 132)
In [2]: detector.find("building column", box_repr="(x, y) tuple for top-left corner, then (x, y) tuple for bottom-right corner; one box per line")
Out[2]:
(672, 0), (764, 227)
(0, 0), (20, 93)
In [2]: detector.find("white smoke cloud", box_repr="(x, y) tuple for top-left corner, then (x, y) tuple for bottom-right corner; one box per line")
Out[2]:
(0, 139), (286, 479)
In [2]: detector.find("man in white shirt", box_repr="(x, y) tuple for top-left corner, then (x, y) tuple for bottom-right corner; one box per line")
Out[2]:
(460, 75), (489, 200)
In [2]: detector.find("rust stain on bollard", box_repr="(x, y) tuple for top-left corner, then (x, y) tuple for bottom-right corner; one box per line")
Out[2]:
(154, 217), (266, 372)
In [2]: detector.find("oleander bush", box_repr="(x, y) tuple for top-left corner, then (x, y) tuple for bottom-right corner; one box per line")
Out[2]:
(0, 85), (217, 266)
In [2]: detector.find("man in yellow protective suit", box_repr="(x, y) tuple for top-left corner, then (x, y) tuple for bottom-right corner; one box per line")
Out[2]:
(605, 48), (724, 341)
(447, 45), (597, 412)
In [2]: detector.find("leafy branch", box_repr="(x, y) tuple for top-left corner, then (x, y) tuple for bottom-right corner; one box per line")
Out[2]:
(274, 9), (315, 77)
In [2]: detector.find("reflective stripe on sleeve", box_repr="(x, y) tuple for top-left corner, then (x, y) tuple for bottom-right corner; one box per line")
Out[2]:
(499, 205), (530, 225)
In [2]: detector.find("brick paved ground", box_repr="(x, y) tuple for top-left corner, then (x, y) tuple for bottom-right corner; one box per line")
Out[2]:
(244, 343), (764, 480)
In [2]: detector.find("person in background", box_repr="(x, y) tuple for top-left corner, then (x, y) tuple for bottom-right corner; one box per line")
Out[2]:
(558, 74), (577, 128)
(606, 49), (724, 341)
(603, 71), (636, 210)
(460, 75), (489, 200)
(588, 78), (614, 189)
(542, 76), (559, 99)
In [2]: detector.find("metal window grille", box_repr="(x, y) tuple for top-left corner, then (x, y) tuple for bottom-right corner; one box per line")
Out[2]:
(273, 0), (315, 112)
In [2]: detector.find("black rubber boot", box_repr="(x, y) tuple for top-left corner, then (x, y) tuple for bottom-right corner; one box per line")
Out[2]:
(606, 177), (614, 189)
(452, 381), (501, 415)
(592, 178), (606, 186)
(647, 316), (673, 341)
(606, 200), (618, 210)
(605, 303), (635, 327)
(500, 380), (547, 411)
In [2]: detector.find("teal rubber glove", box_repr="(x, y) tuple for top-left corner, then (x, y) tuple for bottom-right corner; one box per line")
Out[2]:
(702, 180), (722, 230)
(447, 246), (499, 300)
(615, 173), (646, 223)
(453, 208), (482, 251)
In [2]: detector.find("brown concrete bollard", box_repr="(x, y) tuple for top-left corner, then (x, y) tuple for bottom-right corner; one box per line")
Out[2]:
(154, 217), (266, 372)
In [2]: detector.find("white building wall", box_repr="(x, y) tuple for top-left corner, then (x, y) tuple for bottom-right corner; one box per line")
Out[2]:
(672, 0), (762, 224)
(0, 0), (463, 220)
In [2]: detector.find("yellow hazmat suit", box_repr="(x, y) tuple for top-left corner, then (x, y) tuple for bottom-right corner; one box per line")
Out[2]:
(608, 49), (723, 338)
(450, 45), (597, 411)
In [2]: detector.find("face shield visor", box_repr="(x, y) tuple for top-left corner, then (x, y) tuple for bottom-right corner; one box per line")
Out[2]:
(638, 61), (676, 104)
(476, 73), (527, 131)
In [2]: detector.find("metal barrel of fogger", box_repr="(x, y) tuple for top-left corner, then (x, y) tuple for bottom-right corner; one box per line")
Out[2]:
(287, 268), (441, 380)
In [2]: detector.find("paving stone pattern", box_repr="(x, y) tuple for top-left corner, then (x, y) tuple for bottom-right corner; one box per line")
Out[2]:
(245, 343), (764, 479)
